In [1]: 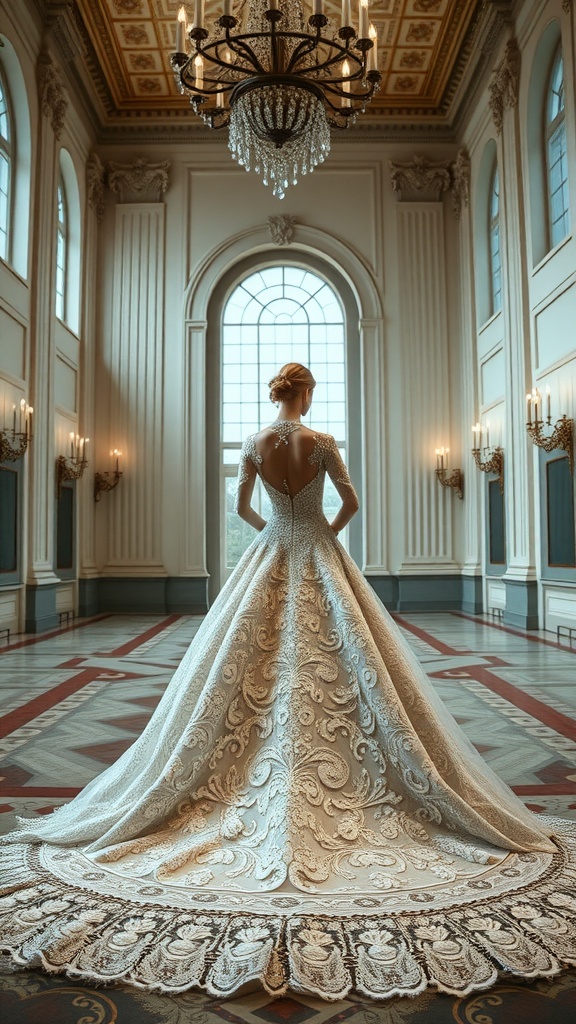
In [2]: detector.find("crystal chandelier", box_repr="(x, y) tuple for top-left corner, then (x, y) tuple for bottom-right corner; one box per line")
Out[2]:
(171, 0), (381, 199)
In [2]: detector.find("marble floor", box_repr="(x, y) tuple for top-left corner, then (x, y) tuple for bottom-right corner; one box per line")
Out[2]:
(1, 611), (575, 1022)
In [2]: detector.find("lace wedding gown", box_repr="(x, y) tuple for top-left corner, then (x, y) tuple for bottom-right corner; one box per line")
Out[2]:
(1, 424), (575, 1001)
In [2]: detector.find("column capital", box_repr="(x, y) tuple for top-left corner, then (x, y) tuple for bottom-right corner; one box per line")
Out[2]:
(108, 158), (170, 203)
(389, 150), (470, 219)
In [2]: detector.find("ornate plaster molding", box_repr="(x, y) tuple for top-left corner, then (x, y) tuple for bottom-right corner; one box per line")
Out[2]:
(107, 158), (170, 203)
(86, 153), (106, 222)
(488, 38), (520, 134)
(450, 148), (470, 220)
(562, 0), (571, 14)
(389, 150), (470, 218)
(37, 49), (68, 139)
(268, 215), (295, 246)
(390, 155), (452, 201)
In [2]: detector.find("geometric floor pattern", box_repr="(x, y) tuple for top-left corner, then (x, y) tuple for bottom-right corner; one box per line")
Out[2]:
(1, 610), (576, 1021)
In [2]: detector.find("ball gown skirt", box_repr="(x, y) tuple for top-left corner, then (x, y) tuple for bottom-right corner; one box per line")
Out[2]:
(1, 433), (575, 1001)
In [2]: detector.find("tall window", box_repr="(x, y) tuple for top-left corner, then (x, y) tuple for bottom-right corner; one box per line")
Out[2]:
(0, 66), (12, 262)
(545, 46), (569, 249)
(221, 265), (347, 578)
(489, 164), (502, 315)
(55, 178), (67, 321)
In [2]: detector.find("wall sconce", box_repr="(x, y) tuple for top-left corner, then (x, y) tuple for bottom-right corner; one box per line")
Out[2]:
(471, 422), (504, 494)
(526, 387), (573, 473)
(94, 449), (123, 502)
(434, 447), (463, 499)
(57, 433), (89, 496)
(0, 399), (33, 462)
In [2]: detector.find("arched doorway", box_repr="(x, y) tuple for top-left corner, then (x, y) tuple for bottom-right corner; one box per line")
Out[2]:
(206, 252), (362, 601)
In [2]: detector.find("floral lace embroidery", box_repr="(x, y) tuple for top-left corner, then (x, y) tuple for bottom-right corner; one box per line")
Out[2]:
(2, 427), (573, 1002)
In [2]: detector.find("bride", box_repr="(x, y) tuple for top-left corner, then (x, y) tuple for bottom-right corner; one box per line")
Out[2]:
(1, 362), (575, 1001)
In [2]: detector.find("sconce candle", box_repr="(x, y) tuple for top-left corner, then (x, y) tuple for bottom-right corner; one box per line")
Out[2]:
(95, 448), (123, 502)
(0, 395), (33, 462)
(526, 383), (573, 472)
(526, 392), (532, 426)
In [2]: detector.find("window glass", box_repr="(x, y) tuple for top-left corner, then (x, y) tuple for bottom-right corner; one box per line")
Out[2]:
(489, 165), (502, 315)
(0, 69), (11, 262)
(546, 48), (570, 249)
(55, 180), (66, 320)
(221, 266), (347, 573)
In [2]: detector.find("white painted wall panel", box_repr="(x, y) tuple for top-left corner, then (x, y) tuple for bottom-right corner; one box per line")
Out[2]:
(481, 348), (505, 407)
(535, 284), (576, 370)
(0, 307), (25, 380)
(55, 355), (77, 412)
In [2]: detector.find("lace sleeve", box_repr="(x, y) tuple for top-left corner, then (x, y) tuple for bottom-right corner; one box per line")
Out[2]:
(234, 435), (260, 513)
(312, 434), (358, 504)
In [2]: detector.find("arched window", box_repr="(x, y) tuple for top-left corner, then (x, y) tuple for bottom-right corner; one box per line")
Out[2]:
(55, 177), (67, 321)
(0, 65), (12, 262)
(221, 265), (347, 577)
(545, 46), (569, 249)
(489, 164), (502, 316)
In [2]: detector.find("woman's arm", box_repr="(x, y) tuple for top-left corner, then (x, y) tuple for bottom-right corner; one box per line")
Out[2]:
(324, 437), (359, 534)
(235, 449), (266, 532)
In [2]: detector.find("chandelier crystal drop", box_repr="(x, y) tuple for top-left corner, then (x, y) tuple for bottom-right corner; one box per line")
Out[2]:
(170, 0), (381, 198)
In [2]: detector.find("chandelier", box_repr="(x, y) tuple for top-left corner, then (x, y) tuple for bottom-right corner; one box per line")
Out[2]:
(171, 0), (381, 199)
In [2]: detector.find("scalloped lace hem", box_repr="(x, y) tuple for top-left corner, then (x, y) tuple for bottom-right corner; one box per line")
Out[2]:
(1, 817), (575, 1002)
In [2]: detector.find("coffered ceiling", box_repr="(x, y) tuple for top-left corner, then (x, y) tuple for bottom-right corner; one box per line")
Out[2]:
(46, 0), (509, 138)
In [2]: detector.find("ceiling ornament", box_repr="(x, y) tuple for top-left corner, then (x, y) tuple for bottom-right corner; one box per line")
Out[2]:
(268, 214), (296, 245)
(170, 0), (381, 199)
(86, 153), (106, 222)
(37, 49), (68, 139)
(389, 149), (470, 219)
(108, 158), (171, 203)
(488, 38), (519, 134)
(562, 1), (571, 14)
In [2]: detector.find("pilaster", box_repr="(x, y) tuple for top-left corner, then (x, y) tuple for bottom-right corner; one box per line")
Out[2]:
(78, 154), (104, 616)
(25, 47), (67, 630)
(99, 158), (170, 576)
(360, 318), (387, 574)
(457, 153), (483, 611)
(395, 201), (459, 575)
(490, 39), (537, 624)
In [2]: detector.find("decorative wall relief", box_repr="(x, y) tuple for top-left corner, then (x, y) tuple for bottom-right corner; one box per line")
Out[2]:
(268, 215), (296, 246)
(107, 158), (170, 203)
(488, 39), (520, 134)
(86, 153), (106, 222)
(37, 49), (68, 139)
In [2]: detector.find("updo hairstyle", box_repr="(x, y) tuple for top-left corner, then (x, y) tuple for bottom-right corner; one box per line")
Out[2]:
(268, 363), (316, 404)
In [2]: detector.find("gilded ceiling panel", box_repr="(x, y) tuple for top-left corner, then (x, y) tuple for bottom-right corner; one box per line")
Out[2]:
(71, 0), (482, 120)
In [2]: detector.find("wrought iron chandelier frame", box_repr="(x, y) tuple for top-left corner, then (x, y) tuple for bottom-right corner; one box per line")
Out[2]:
(171, 10), (381, 132)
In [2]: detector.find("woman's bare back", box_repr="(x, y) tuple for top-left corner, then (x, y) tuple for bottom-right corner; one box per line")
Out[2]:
(253, 422), (321, 498)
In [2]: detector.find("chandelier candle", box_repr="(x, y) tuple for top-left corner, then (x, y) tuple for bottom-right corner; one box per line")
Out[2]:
(177, 6), (187, 53)
(359, 0), (369, 39)
(341, 0), (352, 27)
